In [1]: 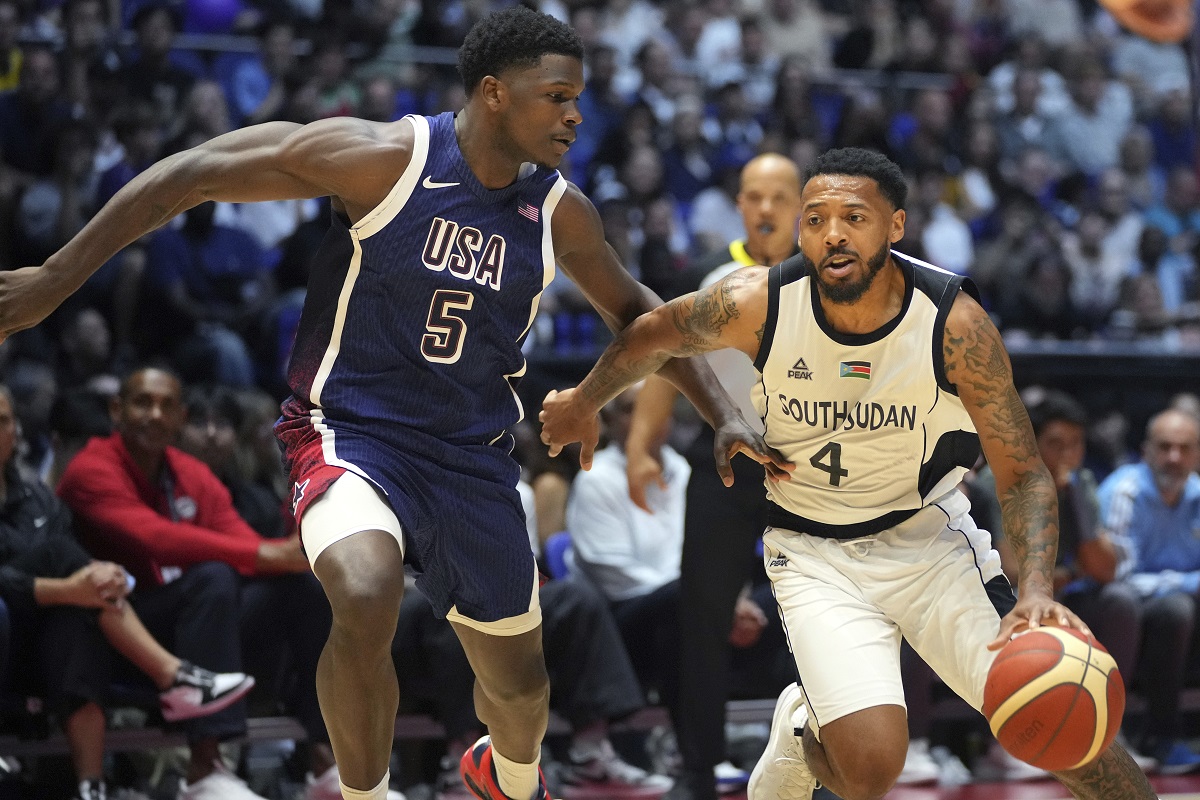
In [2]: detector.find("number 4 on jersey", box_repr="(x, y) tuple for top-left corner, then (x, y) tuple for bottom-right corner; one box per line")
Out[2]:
(809, 442), (849, 486)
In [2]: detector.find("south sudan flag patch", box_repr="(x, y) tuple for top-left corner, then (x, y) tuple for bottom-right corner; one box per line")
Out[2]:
(839, 361), (871, 379)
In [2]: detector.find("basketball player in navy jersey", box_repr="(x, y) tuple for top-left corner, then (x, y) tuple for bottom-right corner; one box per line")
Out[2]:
(540, 148), (1156, 800)
(0, 8), (790, 800)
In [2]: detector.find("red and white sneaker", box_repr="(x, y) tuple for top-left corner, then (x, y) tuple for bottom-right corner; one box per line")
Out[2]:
(460, 736), (552, 800)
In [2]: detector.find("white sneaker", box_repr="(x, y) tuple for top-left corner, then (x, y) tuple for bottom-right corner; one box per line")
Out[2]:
(178, 761), (269, 800)
(714, 761), (750, 794)
(747, 683), (818, 800)
(305, 765), (406, 800)
(160, 662), (255, 722)
(975, 741), (1048, 782)
(896, 738), (939, 785)
(564, 739), (672, 789)
(929, 745), (972, 787)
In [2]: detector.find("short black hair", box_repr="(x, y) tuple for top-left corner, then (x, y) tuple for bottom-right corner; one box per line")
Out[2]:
(1027, 390), (1088, 438)
(803, 147), (908, 210)
(457, 6), (583, 95)
(184, 385), (243, 430)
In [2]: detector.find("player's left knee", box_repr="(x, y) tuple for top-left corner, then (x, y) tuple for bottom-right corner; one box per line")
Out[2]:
(824, 742), (904, 800)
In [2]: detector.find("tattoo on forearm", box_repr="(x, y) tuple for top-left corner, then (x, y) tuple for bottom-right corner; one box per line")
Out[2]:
(1054, 741), (1155, 799)
(579, 331), (671, 407)
(999, 469), (1058, 588)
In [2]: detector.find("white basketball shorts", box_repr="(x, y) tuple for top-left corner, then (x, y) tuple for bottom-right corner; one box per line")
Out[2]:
(764, 489), (1012, 739)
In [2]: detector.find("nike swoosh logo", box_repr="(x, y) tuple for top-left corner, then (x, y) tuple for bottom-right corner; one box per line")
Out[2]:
(423, 176), (459, 189)
(33, 517), (46, 527)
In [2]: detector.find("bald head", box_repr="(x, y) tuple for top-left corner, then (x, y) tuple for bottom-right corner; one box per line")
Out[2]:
(737, 153), (804, 266)
(1144, 408), (1200, 503)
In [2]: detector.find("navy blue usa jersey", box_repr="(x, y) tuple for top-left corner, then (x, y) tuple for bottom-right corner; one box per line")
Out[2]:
(285, 112), (566, 448)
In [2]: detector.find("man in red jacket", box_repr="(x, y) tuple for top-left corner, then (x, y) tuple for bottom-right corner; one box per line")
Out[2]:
(58, 367), (337, 800)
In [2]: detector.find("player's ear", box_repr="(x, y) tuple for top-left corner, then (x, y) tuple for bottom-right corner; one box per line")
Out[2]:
(890, 208), (905, 243)
(478, 75), (505, 110)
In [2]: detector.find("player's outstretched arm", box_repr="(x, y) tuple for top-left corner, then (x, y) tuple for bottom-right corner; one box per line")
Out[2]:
(553, 186), (747, 428)
(551, 186), (791, 483)
(0, 117), (413, 341)
(942, 293), (1090, 648)
(540, 267), (770, 471)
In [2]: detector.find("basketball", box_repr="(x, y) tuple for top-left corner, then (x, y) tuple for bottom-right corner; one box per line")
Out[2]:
(983, 626), (1125, 772)
(1098, 0), (1193, 42)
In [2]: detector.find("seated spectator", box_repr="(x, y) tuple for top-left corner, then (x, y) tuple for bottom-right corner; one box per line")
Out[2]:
(140, 201), (273, 387)
(13, 120), (100, 267)
(567, 384), (687, 716)
(46, 386), (111, 489)
(177, 384), (285, 539)
(1026, 391), (1156, 769)
(121, 5), (197, 131)
(0, 383), (254, 800)
(212, 17), (298, 126)
(55, 306), (122, 397)
(0, 45), (73, 181)
(57, 367), (337, 799)
(1099, 407), (1200, 773)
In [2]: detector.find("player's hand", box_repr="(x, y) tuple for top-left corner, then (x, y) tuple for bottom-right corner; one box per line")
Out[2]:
(987, 587), (1092, 650)
(539, 388), (600, 471)
(713, 417), (794, 488)
(729, 594), (768, 648)
(626, 447), (666, 513)
(256, 536), (310, 574)
(0, 266), (62, 343)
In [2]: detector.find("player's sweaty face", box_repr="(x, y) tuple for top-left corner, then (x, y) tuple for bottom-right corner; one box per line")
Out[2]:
(501, 54), (583, 167)
(798, 174), (903, 302)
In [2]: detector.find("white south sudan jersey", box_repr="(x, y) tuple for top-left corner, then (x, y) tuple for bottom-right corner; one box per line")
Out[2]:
(751, 250), (983, 539)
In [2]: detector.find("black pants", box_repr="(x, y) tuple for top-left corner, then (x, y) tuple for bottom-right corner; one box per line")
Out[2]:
(131, 561), (247, 743)
(1132, 590), (1195, 746)
(676, 432), (769, 778)
(4, 600), (111, 720)
(240, 571), (332, 743)
(394, 578), (644, 739)
(612, 580), (682, 715)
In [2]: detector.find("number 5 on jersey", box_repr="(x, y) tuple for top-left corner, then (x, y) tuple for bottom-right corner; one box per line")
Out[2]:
(422, 289), (474, 363)
(809, 442), (849, 486)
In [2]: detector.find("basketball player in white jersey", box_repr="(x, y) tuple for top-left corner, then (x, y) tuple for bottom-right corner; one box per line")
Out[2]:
(540, 148), (1156, 800)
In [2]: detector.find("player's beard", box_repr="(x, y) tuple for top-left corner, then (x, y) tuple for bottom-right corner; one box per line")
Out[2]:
(802, 241), (891, 304)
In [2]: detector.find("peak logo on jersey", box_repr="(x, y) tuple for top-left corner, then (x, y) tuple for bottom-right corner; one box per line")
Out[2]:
(839, 361), (871, 379)
(788, 357), (813, 380)
(422, 217), (507, 290)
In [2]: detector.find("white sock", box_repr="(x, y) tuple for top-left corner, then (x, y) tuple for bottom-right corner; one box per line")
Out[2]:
(339, 771), (390, 800)
(492, 748), (540, 800)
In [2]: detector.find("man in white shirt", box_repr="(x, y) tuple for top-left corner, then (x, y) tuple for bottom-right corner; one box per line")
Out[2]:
(567, 384), (691, 713)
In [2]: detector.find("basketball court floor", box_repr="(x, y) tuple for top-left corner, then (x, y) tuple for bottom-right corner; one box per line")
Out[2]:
(558, 774), (1200, 799)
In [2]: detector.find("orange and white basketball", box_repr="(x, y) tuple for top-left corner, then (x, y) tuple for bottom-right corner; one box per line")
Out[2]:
(983, 626), (1125, 772)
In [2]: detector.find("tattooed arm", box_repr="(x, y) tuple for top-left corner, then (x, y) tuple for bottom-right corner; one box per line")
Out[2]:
(942, 292), (1090, 648)
(540, 266), (787, 478)
(0, 117), (409, 340)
